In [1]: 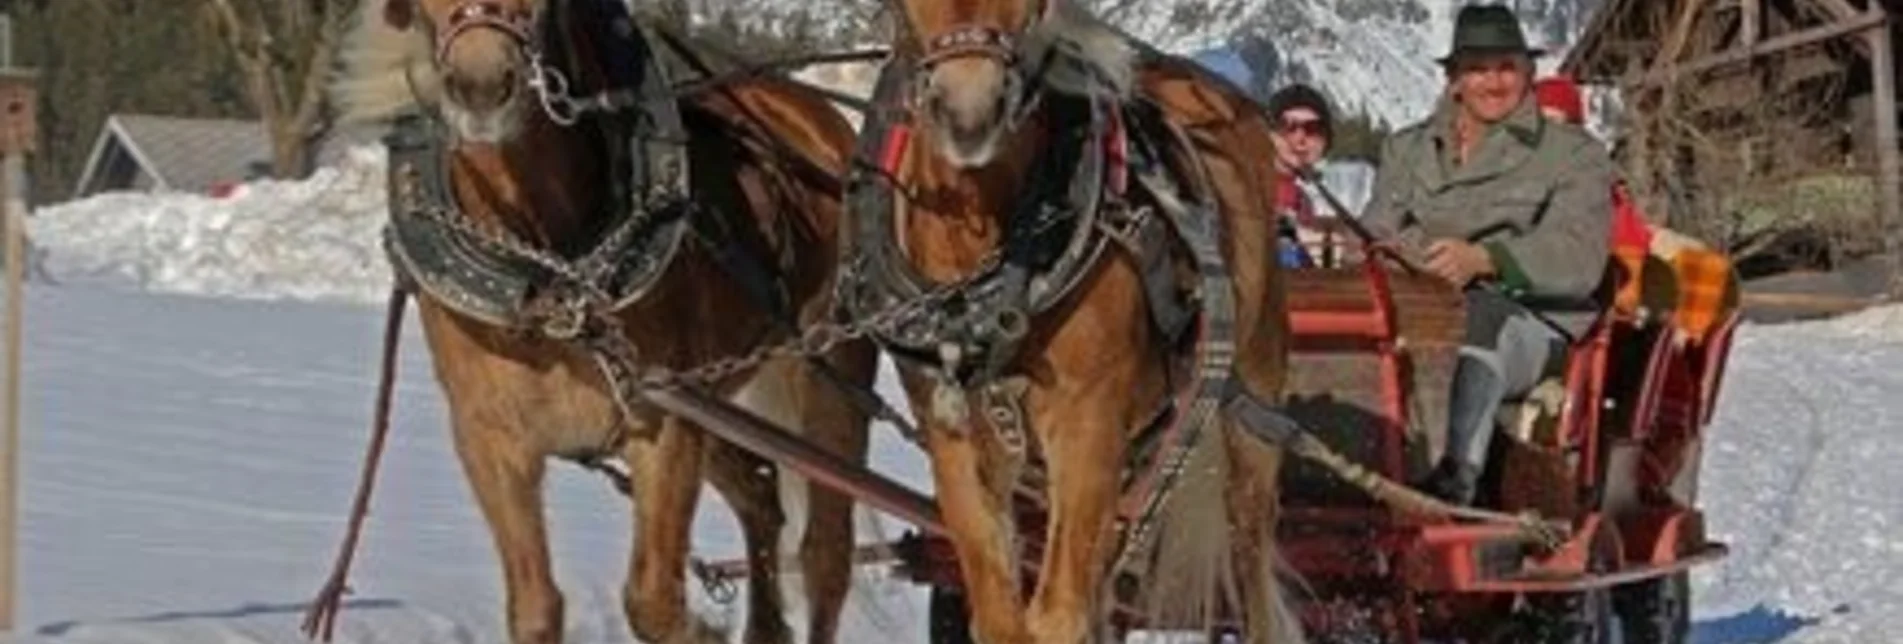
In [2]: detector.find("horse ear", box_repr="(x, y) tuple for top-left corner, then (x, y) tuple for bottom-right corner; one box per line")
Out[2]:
(383, 0), (414, 30)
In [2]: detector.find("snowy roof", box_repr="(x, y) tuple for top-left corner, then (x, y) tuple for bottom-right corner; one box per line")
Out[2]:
(73, 115), (270, 198)
(71, 114), (386, 200)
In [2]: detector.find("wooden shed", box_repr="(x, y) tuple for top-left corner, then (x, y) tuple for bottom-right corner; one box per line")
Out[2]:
(1561, 0), (1901, 277)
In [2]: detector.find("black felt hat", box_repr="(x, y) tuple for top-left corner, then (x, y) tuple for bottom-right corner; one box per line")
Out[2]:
(1438, 5), (1544, 64)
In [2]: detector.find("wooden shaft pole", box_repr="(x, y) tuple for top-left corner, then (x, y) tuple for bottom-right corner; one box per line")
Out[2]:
(0, 149), (24, 630)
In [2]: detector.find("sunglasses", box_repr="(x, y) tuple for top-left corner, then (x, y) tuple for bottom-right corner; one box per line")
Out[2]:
(1278, 118), (1327, 137)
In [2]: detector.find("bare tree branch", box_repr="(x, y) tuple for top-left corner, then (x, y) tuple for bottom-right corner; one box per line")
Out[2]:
(290, 0), (352, 144)
(203, 0), (357, 178)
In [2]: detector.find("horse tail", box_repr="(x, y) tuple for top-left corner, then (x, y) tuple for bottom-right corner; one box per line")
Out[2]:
(1122, 102), (1308, 640)
(725, 356), (812, 601)
(1140, 420), (1241, 632)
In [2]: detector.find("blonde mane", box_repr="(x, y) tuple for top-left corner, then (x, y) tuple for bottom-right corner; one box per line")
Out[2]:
(1020, 0), (1137, 98)
(331, 0), (444, 125)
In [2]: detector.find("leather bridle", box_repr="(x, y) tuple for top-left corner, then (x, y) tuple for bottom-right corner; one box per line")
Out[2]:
(431, 0), (540, 66)
(892, 0), (1054, 127)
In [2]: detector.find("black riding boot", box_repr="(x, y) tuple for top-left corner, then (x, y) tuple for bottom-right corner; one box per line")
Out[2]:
(1419, 350), (1506, 505)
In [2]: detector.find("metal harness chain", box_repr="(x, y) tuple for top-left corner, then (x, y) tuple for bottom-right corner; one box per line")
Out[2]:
(406, 197), (986, 606)
(405, 185), (662, 313)
(526, 49), (646, 127)
(408, 187), (996, 395)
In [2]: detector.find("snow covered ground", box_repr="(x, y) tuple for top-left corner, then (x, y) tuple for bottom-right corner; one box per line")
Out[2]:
(6, 259), (1901, 643)
(0, 285), (934, 644)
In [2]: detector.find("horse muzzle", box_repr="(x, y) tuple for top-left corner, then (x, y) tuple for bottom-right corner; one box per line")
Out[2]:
(434, 1), (537, 141)
(913, 26), (1029, 167)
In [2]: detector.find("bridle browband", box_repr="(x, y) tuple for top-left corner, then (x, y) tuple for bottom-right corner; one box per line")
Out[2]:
(917, 25), (1022, 68)
(434, 0), (538, 66)
(403, 0), (634, 127)
(890, 0), (1052, 66)
(888, 0), (1058, 130)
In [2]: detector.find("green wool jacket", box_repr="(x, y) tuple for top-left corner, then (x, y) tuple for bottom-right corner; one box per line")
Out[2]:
(1360, 94), (1614, 337)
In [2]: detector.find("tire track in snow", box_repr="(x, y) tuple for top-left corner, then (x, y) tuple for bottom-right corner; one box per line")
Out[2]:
(1724, 356), (1828, 594)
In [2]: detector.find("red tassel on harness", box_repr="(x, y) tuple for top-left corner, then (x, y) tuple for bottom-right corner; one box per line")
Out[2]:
(880, 124), (912, 174)
(1103, 103), (1129, 196)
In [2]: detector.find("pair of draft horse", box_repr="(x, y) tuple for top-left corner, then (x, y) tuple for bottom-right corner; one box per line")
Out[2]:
(309, 0), (1318, 642)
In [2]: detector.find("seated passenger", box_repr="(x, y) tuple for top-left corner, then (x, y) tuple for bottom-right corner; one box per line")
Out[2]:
(1359, 5), (1615, 504)
(1535, 76), (1656, 318)
(1265, 83), (1335, 268)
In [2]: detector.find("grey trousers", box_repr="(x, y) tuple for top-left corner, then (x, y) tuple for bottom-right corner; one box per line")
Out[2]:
(1440, 288), (1568, 488)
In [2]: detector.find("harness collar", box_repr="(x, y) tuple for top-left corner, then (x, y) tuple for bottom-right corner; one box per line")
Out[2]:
(383, 9), (695, 331)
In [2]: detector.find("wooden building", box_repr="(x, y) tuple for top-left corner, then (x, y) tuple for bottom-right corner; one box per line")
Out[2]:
(1561, 0), (1901, 277)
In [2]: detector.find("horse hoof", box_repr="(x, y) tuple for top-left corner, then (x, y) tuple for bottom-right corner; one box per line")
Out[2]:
(661, 618), (730, 644)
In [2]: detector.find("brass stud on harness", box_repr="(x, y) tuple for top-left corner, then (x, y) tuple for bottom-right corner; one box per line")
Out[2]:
(980, 375), (1030, 456)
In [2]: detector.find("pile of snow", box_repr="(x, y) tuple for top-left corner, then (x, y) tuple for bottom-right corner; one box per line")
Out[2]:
(22, 59), (1383, 314)
(29, 146), (394, 307)
(790, 59), (882, 130)
(1795, 302), (1903, 344)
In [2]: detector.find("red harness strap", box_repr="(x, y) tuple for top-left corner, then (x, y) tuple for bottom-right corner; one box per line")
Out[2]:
(880, 124), (912, 174)
(1102, 101), (1129, 197)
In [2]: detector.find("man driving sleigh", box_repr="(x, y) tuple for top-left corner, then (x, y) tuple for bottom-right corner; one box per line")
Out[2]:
(1355, 5), (1616, 505)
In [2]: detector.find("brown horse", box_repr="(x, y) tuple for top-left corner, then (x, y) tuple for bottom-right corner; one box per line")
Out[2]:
(328, 1), (876, 642)
(837, 0), (1306, 641)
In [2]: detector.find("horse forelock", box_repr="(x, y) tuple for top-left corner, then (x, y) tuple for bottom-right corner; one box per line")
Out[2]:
(1021, 0), (1134, 99)
(331, 0), (445, 125)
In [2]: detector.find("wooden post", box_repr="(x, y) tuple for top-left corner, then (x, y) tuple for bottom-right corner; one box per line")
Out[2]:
(0, 65), (34, 633)
(1867, 12), (1903, 297)
(0, 139), (18, 634)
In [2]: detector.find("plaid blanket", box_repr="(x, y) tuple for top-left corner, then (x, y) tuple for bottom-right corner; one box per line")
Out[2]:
(1608, 225), (1738, 342)
(1668, 245), (1739, 343)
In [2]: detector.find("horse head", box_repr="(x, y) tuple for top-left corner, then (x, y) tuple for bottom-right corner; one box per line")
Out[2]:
(376, 0), (549, 142)
(890, 0), (1134, 168)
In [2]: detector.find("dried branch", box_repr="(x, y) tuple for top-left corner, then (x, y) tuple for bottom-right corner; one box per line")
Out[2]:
(203, 0), (358, 178)
(290, 0), (353, 143)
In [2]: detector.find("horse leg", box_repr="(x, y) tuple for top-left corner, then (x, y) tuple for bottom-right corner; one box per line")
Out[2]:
(704, 438), (792, 644)
(450, 412), (564, 644)
(1024, 386), (1127, 644)
(788, 342), (877, 644)
(915, 376), (1028, 643)
(622, 416), (722, 643)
